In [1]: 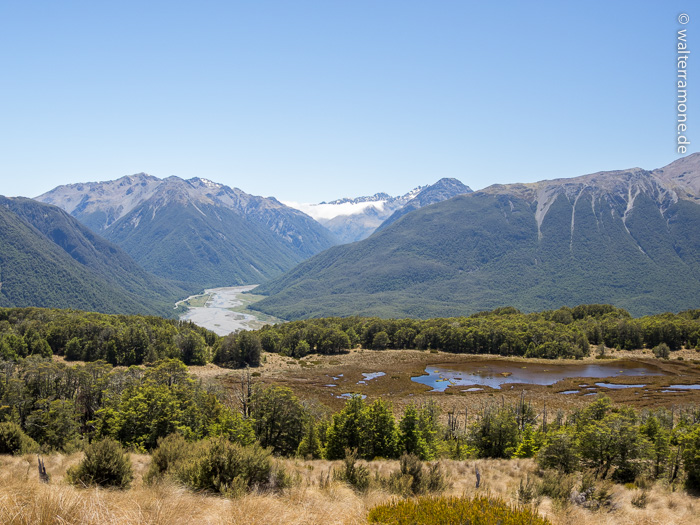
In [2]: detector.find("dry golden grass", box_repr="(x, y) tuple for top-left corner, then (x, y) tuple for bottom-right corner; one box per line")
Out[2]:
(1, 454), (699, 525)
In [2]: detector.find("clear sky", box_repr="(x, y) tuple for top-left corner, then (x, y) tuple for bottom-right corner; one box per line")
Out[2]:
(0, 1), (696, 202)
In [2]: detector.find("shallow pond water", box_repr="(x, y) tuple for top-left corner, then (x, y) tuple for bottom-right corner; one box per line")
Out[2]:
(338, 393), (367, 399)
(595, 382), (646, 389)
(357, 372), (386, 384)
(411, 360), (668, 392)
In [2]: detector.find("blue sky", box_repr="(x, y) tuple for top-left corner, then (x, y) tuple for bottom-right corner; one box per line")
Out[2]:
(0, 1), (696, 202)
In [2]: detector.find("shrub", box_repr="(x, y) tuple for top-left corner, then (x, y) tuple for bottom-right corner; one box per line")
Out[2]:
(683, 426), (700, 490)
(423, 461), (448, 493)
(536, 469), (575, 503)
(334, 448), (370, 492)
(398, 453), (423, 494)
(367, 495), (552, 524)
(631, 489), (648, 509)
(297, 420), (322, 459)
(66, 438), (132, 489)
(570, 472), (613, 509)
(385, 454), (448, 496)
(517, 475), (538, 505)
(143, 433), (192, 484)
(0, 422), (38, 455)
(176, 437), (287, 495)
(653, 343), (670, 359)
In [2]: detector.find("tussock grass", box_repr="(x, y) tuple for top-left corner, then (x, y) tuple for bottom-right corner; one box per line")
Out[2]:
(1, 454), (699, 524)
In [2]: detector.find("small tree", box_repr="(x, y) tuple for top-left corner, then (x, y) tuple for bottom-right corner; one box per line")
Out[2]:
(468, 406), (519, 459)
(325, 395), (367, 460)
(536, 430), (579, 473)
(400, 405), (429, 459)
(362, 399), (400, 459)
(251, 385), (306, 456)
(652, 343), (670, 359)
(67, 438), (133, 488)
(297, 420), (322, 459)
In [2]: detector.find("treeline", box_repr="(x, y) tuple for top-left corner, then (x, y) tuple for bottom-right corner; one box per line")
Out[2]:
(254, 304), (700, 359)
(0, 307), (259, 368)
(2, 305), (700, 368)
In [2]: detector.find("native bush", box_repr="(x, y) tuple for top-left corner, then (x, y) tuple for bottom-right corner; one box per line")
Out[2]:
(653, 343), (671, 359)
(143, 433), (193, 484)
(175, 437), (288, 495)
(535, 469), (576, 503)
(66, 437), (133, 489)
(0, 422), (38, 455)
(334, 448), (370, 492)
(384, 453), (448, 496)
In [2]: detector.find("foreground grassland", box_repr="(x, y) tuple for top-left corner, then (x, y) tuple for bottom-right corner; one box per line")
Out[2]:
(1, 454), (698, 525)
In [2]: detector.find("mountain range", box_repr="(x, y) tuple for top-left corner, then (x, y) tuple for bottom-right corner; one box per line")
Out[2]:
(37, 174), (337, 287)
(284, 178), (472, 243)
(37, 174), (471, 288)
(251, 154), (700, 319)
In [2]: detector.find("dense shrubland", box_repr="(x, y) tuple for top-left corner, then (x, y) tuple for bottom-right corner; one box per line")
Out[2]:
(0, 358), (253, 453)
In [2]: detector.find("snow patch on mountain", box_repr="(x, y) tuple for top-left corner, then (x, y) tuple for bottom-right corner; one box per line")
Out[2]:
(282, 200), (388, 221)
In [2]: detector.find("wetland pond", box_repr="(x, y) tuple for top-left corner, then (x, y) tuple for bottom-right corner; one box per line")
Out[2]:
(412, 360), (670, 392)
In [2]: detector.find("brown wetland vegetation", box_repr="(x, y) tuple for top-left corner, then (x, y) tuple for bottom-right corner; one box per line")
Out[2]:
(204, 347), (700, 417)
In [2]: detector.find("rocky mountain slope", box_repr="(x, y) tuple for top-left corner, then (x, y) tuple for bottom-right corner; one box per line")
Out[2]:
(37, 175), (338, 287)
(253, 154), (700, 319)
(376, 178), (473, 231)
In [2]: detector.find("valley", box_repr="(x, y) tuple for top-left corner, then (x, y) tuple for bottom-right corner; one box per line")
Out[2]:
(177, 285), (282, 335)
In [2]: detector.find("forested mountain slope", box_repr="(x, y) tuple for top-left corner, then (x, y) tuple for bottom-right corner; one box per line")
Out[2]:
(0, 197), (192, 316)
(253, 155), (700, 319)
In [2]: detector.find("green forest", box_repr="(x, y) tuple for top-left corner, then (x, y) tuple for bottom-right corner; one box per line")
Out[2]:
(2, 304), (700, 368)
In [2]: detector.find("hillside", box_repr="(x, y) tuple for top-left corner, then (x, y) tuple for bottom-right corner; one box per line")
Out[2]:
(37, 175), (337, 287)
(0, 197), (193, 316)
(252, 155), (700, 319)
